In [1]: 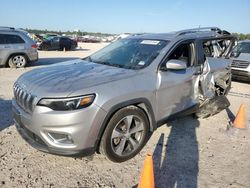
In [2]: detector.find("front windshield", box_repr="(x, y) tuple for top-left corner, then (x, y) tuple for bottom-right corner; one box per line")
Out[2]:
(88, 38), (168, 69)
(233, 42), (250, 54)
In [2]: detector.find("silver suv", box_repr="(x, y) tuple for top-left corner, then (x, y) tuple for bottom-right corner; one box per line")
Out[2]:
(0, 27), (38, 68)
(13, 27), (235, 162)
(230, 40), (250, 82)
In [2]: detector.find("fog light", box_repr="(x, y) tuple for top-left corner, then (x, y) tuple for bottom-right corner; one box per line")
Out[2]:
(47, 132), (73, 144)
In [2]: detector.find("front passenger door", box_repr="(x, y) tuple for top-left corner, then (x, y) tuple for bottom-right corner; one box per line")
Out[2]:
(156, 41), (200, 120)
(51, 37), (60, 50)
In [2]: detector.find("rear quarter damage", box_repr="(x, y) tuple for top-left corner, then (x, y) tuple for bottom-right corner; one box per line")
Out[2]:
(195, 37), (234, 118)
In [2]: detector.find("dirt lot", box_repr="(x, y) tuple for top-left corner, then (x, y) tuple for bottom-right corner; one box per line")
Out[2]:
(0, 43), (250, 188)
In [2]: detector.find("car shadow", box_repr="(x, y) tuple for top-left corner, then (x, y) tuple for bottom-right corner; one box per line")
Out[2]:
(0, 98), (14, 132)
(29, 57), (79, 67)
(153, 116), (200, 188)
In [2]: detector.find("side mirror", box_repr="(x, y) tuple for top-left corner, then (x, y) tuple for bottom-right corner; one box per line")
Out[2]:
(166, 59), (187, 70)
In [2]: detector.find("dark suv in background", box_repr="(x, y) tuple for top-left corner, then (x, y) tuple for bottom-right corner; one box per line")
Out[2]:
(0, 27), (38, 68)
(38, 36), (77, 51)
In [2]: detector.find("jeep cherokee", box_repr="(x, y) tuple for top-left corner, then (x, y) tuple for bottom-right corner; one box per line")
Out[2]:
(12, 27), (235, 162)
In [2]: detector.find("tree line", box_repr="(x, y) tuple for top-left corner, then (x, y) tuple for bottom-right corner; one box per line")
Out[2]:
(23, 28), (250, 40)
(24, 28), (114, 37)
(232, 33), (250, 40)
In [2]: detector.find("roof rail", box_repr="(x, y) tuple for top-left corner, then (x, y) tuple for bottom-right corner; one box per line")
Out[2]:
(0, 26), (15, 31)
(176, 27), (223, 36)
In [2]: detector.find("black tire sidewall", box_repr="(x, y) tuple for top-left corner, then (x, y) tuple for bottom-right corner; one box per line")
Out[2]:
(42, 45), (49, 51)
(100, 107), (150, 162)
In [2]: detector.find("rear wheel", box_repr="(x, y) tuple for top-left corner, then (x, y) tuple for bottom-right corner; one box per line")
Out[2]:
(99, 106), (150, 162)
(8, 55), (27, 68)
(42, 44), (49, 51)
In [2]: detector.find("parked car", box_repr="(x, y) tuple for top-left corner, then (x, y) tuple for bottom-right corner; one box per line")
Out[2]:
(230, 40), (250, 82)
(77, 36), (101, 43)
(43, 33), (60, 40)
(0, 27), (38, 68)
(13, 27), (235, 162)
(38, 36), (77, 51)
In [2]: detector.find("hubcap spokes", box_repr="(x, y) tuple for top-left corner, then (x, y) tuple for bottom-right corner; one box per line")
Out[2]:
(111, 115), (145, 156)
(13, 56), (25, 67)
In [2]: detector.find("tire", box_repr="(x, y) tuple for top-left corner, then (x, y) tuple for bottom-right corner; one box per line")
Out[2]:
(99, 106), (150, 162)
(71, 44), (76, 51)
(8, 55), (27, 68)
(42, 44), (49, 51)
(67, 45), (71, 51)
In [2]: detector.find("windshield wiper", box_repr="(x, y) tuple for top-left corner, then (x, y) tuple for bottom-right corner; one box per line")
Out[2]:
(82, 56), (92, 62)
(92, 60), (124, 68)
(90, 60), (137, 69)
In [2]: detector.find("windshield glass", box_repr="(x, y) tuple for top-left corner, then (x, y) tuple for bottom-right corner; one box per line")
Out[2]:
(89, 38), (168, 69)
(233, 42), (250, 54)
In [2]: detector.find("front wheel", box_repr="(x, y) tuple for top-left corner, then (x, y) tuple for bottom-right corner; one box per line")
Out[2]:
(99, 106), (150, 162)
(42, 44), (49, 51)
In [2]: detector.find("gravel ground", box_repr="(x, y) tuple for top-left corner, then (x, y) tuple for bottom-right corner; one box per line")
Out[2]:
(0, 43), (250, 188)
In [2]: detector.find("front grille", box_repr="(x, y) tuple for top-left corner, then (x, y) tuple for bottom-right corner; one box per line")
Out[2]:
(231, 60), (250, 69)
(13, 84), (37, 113)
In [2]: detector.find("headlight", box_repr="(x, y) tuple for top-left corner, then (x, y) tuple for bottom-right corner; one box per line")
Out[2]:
(37, 94), (95, 111)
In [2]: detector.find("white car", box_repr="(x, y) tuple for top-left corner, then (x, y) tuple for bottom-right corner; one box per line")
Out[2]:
(230, 40), (250, 82)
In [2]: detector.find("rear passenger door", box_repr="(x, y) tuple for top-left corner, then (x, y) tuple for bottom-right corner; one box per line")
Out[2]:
(156, 40), (201, 120)
(51, 37), (60, 50)
(0, 34), (25, 65)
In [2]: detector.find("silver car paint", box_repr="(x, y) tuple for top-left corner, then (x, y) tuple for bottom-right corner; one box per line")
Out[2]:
(0, 30), (38, 66)
(12, 31), (233, 155)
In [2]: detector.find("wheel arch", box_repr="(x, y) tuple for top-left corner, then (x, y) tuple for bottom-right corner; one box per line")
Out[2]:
(95, 98), (156, 153)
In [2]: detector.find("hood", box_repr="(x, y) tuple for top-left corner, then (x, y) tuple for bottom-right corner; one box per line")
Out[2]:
(16, 59), (137, 98)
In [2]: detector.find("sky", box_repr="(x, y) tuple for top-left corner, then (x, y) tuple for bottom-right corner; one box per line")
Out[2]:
(1, 0), (250, 34)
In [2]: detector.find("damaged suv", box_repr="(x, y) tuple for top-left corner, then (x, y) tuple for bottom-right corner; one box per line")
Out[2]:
(13, 27), (235, 162)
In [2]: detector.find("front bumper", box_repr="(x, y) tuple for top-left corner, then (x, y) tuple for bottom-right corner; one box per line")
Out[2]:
(27, 50), (38, 62)
(12, 99), (107, 156)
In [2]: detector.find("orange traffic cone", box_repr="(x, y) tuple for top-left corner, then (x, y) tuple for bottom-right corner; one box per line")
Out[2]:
(138, 153), (155, 188)
(233, 104), (246, 129)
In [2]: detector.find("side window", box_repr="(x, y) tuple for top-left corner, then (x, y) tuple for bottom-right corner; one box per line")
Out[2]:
(166, 42), (195, 67)
(53, 37), (60, 41)
(203, 39), (232, 58)
(60, 38), (67, 42)
(0, 34), (6, 44)
(5, 34), (25, 44)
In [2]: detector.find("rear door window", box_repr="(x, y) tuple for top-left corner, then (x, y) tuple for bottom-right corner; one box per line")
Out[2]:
(202, 38), (233, 58)
(0, 34), (6, 44)
(4, 34), (25, 44)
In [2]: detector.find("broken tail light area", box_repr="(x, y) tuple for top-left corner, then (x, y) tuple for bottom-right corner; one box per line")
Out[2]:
(31, 44), (37, 49)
